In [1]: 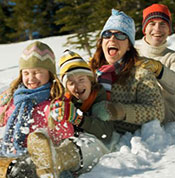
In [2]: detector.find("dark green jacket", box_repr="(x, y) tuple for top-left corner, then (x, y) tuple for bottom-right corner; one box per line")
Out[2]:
(72, 84), (115, 143)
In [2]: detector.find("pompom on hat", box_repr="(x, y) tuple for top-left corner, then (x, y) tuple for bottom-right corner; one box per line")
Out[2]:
(58, 50), (94, 87)
(100, 9), (135, 45)
(19, 41), (56, 74)
(142, 4), (172, 34)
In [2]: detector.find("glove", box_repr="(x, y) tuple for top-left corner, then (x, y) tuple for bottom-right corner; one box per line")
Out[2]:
(92, 101), (126, 121)
(135, 58), (163, 78)
(49, 98), (83, 127)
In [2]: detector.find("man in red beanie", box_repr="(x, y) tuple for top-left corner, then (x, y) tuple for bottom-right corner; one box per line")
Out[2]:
(135, 3), (175, 123)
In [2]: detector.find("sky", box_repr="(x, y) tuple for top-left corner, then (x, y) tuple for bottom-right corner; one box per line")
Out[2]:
(0, 33), (175, 178)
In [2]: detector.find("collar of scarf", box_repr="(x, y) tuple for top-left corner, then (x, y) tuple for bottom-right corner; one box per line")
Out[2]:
(70, 88), (98, 113)
(96, 61), (124, 98)
(80, 88), (98, 112)
(1, 82), (51, 157)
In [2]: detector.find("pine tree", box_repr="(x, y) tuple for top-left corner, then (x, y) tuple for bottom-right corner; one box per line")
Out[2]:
(6, 0), (61, 41)
(55, 0), (97, 56)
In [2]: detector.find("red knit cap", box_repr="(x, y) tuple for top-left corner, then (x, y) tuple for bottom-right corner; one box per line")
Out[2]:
(142, 4), (172, 34)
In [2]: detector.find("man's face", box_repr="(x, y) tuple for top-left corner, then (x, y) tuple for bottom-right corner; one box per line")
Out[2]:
(144, 19), (170, 46)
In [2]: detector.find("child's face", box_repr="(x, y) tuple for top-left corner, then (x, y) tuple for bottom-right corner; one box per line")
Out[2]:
(22, 68), (50, 89)
(66, 74), (92, 101)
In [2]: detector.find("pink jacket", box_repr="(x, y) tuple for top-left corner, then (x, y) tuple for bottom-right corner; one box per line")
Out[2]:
(0, 98), (74, 146)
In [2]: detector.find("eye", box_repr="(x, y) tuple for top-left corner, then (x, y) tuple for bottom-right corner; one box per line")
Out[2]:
(67, 81), (74, 86)
(22, 71), (29, 76)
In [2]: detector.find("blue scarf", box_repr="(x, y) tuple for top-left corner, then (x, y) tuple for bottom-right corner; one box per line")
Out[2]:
(1, 82), (51, 157)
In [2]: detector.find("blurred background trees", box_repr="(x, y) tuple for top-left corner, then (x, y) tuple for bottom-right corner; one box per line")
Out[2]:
(0, 0), (174, 55)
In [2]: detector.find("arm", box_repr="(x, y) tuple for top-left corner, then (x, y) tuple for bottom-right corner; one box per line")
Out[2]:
(159, 65), (175, 94)
(119, 70), (165, 125)
(79, 115), (115, 143)
(92, 69), (165, 125)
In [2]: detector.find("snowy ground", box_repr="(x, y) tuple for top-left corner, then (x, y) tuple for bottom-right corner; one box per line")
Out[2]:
(0, 34), (175, 178)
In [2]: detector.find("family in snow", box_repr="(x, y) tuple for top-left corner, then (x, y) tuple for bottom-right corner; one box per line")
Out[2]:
(0, 3), (175, 178)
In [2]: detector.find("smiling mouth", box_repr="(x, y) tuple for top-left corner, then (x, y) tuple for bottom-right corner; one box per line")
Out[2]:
(76, 89), (85, 97)
(108, 47), (118, 56)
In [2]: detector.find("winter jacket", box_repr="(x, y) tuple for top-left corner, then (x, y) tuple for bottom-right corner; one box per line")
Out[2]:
(72, 84), (116, 144)
(0, 90), (74, 147)
(110, 64), (165, 134)
(135, 37), (175, 123)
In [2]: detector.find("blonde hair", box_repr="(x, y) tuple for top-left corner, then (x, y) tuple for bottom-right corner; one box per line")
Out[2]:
(0, 71), (64, 126)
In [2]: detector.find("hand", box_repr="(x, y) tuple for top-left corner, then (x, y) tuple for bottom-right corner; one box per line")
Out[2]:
(49, 98), (83, 126)
(136, 58), (163, 78)
(92, 101), (126, 121)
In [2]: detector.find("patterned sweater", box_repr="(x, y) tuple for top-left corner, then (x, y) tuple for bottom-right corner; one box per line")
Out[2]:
(135, 37), (175, 123)
(111, 64), (164, 134)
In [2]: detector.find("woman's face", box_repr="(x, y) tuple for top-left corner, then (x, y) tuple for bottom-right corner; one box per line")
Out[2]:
(102, 30), (130, 65)
(22, 68), (50, 89)
(66, 74), (92, 102)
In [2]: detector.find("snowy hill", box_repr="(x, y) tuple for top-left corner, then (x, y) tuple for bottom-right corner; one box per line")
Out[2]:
(1, 34), (175, 178)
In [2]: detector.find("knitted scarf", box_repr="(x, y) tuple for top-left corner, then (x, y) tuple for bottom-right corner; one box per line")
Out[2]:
(1, 82), (51, 157)
(96, 62), (123, 100)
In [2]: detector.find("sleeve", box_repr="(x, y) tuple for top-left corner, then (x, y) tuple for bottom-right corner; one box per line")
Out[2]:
(159, 66), (175, 94)
(123, 70), (165, 125)
(79, 115), (115, 143)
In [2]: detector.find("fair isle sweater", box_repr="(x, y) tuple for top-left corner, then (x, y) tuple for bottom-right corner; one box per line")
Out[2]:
(135, 37), (175, 123)
(111, 65), (164, 134)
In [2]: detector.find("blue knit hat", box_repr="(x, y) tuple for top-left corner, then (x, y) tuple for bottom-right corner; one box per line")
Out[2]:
(100, 9), (135, 45)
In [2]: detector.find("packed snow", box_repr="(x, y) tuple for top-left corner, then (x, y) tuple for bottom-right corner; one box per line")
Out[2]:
(0, 33), (175, 178)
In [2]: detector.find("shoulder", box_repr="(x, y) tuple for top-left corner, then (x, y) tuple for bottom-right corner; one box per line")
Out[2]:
(133, 59), (152, 80)
(94, 84), (108, 104)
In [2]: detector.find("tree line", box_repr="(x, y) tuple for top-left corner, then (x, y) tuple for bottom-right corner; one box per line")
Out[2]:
(0, 0), (174, 56)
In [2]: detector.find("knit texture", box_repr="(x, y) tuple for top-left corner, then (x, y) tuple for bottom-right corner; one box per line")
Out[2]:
(100, 9), (135, 45)
(19, 41), (56, 74)
(110, 65), (164, 133)
(96, 62), (123, 100)
(58, 50), (94, 87)
(1, 83), (51, 157)
(142, 4), (172, 34)
(135, 37), (175, 123)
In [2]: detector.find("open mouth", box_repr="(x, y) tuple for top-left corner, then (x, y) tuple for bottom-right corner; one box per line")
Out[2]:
(76, 89), (86, 98)
(108, 47), (118, 56)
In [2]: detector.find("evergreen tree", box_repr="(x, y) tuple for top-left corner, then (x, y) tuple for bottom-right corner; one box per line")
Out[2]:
(0, 0), (14, 43)
(55, 0), (97, 56)
(6, 0), (61, 41)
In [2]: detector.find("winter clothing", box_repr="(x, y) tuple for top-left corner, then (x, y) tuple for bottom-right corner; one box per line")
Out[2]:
(2, 83), (51, 157)
(0, 88), (74, 153)
(135, 58), (163, 79)
(6, 155), (38, 178)
(0, 157), (15, 177)
(96, 62), (124, 100)
(142, 4), (172, 34)
(135, 37), (175, 123)
(28, 132), (80, 178)
(59, 50), (94, 87)
(94, 62), (165, 134)
(19, 41), (56, 74)
(100, 9), (135, 45)
(28, 131), (113, 178)
(0, 41), (74, 177)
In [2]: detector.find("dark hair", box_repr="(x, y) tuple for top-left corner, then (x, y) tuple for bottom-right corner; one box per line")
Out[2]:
(90, 38), (139, 84)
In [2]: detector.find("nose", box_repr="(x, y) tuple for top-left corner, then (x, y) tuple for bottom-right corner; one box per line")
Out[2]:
(28, 73), (36, 81)
(154, 23), (161, 31)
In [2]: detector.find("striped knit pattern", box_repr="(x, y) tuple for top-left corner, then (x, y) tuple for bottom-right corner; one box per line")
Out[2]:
(19, 41), (56, 74)
(58, 50), (94, 87)
(142, 4), (172, 34)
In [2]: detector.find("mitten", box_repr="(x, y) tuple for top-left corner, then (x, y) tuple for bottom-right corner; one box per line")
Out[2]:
(49, 98), (83, 127)
(92, 101), (126, 121)
(136, 58), (163, 78)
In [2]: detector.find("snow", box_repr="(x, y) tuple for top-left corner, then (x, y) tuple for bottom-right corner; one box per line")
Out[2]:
(1, 33), (175, 178)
